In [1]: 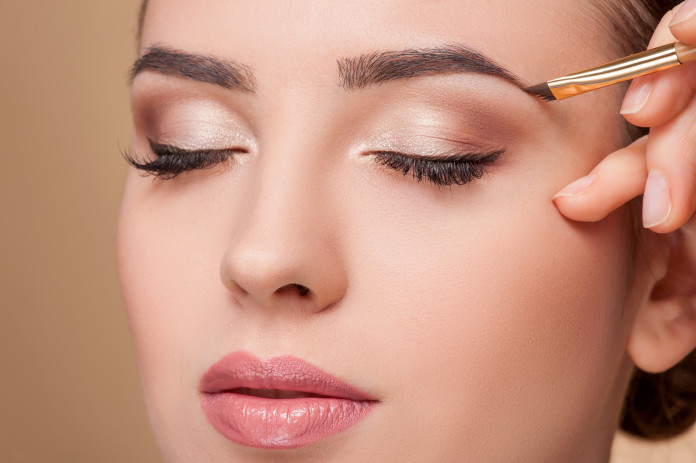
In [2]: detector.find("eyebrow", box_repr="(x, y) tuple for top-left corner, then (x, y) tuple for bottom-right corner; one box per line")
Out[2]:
(130, 44), (528, 95)
(338, 45), (527, 91)
(130, 46), (256, 92)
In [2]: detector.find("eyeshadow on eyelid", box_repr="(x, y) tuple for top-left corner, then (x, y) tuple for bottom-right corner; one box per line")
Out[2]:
(361, 100), (520, 146)
(377, 138), (491, 157)
(140, 103), (255, 150)
(365, 121), (508, 153)
(361, 82), (534, 143)
(153, 124), (250, 151)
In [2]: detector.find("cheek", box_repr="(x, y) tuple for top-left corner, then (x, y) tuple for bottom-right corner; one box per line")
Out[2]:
(116, 172), (234, 458)
(341, 168), (633, 458)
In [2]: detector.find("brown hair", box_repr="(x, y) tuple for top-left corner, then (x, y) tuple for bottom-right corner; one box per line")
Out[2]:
(134, 0), (695, 441)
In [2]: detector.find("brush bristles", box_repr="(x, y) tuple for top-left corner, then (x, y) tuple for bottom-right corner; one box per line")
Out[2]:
(524, 82), (556, 102)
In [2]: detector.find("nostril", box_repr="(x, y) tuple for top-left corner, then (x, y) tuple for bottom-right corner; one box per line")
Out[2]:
(277, 283), (310, 296)
(291, 283), (310, 296)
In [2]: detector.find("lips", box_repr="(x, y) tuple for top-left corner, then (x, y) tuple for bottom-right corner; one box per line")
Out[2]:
(199, 351), (377, 449)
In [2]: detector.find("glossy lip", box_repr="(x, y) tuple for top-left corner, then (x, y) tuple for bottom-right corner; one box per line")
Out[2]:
(199, 351), (377, 449)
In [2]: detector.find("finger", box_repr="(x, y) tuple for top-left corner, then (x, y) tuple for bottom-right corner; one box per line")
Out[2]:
(643, 100), (696, 232)
(552, 137), (648, 222)
(621, 64), (696, 127)
(649, 6), (680, 49)
(621, 7), (696, 126)
(670, 0), (696, 43)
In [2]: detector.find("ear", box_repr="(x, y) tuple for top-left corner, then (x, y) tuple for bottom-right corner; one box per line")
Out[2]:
(627, 226), (696, 373)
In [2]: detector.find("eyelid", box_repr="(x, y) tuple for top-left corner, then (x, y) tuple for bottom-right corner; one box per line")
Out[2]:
(365, 129), (501, 157)
(148, 140), (247, 155)
(132, 90), (257, 151)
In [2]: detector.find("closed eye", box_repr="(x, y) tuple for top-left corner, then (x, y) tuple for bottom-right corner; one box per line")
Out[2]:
(122, 141), (502, 186)
(371, 150), (503, 186)
(122, 140), (247, 180)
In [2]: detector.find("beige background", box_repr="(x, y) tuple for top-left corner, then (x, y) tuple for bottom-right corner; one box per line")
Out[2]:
(0, 2), (163, 462)
(0, 2), (694, 462)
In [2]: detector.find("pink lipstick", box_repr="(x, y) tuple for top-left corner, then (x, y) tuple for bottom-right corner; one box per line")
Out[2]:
(199, 351), (377, 449)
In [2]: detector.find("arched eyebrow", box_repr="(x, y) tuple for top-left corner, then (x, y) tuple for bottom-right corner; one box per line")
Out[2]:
(129, 44), (531, 96)
(129, 45), (257, 92)
(337, 45), (528, 91)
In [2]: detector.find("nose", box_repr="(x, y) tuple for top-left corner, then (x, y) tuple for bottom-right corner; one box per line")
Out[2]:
(219, 151), (347, 315)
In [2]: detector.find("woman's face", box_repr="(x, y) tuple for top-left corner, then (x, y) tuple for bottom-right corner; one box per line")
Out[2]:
(118, 0), (652, 461)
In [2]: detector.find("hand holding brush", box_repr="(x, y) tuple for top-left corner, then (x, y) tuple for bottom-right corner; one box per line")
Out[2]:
(551, 1), (696, 242)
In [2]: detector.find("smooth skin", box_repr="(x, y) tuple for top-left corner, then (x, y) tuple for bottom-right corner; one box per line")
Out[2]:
(118, 1), (696, 462)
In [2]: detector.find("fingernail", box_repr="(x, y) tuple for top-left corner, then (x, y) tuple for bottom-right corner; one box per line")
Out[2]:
(552, 174), (596, 199)
(643, 170), (672, 228)
(620, 79), (653, 115)
(670, 0), (696, 27)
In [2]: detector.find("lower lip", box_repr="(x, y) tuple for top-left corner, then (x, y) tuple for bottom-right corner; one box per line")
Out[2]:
(201, 392), (374, 449)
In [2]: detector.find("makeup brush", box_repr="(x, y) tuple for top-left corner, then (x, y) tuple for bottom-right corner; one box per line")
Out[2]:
(525, 41), (696, 101)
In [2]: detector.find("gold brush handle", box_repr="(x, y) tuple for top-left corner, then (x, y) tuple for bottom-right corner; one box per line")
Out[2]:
(676, 42), (696, 63)
(548, 42), (695, 100)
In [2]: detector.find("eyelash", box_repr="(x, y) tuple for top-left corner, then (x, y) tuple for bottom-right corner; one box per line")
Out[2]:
(123, 142), (244, 180)
(123, 142), (502, 186)
(371, 150), (503, 186)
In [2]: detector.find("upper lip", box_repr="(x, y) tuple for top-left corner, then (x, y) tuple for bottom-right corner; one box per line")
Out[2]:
(199, 351), (375, 402)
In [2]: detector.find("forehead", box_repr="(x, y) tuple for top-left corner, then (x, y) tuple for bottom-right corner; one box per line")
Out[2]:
(141, 0), (608, 86)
